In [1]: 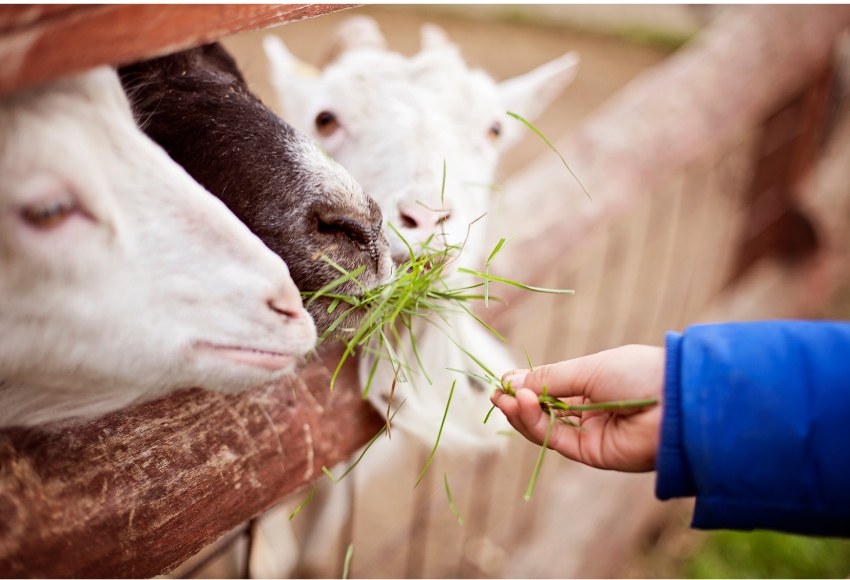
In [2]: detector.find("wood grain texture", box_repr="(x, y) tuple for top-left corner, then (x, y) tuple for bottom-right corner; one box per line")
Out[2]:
(0, 343), (383, 578)
(0, 4), (357, 96)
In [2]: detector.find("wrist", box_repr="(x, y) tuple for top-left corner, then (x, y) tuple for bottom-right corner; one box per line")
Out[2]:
(655, 331), (697, 499)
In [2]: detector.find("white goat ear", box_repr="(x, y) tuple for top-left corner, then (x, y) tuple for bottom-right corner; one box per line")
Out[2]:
(498, 51), (580, 149)
(420, 23), (453, 51)
(263, 35), (319, 80)
(263, 35), (319, 122)
(80, 67), (136, 122)
(322, 15), (386, 64)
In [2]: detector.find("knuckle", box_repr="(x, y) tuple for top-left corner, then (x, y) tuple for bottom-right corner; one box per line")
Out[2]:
(531, 365), (552, 391)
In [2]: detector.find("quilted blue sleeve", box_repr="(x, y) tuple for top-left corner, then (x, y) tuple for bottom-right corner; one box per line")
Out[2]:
(655, 320), (850, 537)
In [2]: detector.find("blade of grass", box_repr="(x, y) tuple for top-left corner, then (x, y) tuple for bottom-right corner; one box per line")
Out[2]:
(446, 335), (500, 383)
(524, 407), (555, 501)
(323, 401), (406, 484)
(565, 397), (657, 411)
(458, 268), (575, 295)
(483, 404), (496, 424)
(386, 221), (417, 265)
(385, 365), (400, 439)
(441, 159), (447, 208)
(390, 322), (418, 391)
(444, 473), (463, 525)
(361, 347), (381, 399)
(538, 395), (658, 412)
(404, 315), (432, 385)
(379, 328), (407, 383)
(342, 544), (354, 580)
(483, 236), (514, 308)
(306, 264), (366, 306)
(456, 301), (507, 343)
(289, 487), (315, 521)
(524, 348), (534, 371)
(328, 289), (395, 389)
(446, 367), (501, 390)
(506, 111), (591, 201)
(415, 380), (455, 488)
(319, 255), (367, 292)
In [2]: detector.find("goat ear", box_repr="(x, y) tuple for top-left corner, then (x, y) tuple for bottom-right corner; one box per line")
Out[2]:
(420, 23), (453, 51)
(88, 67), (136, 122)
(497, 52), (580, 149)
(263, 35), (319, 80)
(322, 15), (386, 65)
(263, 35), (318, 122)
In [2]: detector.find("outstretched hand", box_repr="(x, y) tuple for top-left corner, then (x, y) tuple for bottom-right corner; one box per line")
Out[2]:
(491, 345), (664, 472)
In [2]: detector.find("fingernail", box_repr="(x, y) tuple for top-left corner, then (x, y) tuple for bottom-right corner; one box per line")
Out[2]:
(504, 372), (526, 390)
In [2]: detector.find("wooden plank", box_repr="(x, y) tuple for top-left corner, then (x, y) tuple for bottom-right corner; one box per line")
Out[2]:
(0, 343), (384, 578)
(0, 4), (356, 96)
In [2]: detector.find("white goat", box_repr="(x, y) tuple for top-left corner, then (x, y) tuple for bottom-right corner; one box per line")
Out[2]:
(0, 67), (317, 428)
(234, 18), (579, 578)
(265, 17), (578, 447)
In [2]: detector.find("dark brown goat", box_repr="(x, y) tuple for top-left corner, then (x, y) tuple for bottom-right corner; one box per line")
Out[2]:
(119, 43), (390, 333)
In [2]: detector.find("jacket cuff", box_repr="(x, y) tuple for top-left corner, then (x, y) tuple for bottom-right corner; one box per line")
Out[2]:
(655, 331), (697, 499)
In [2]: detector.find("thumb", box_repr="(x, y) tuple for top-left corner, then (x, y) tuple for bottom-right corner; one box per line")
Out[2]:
(501, 358), (596, 399)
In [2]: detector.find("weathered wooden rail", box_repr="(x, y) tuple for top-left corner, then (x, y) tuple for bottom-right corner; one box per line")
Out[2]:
(0, 344), (383, 578)
(0, 4), (355, 96)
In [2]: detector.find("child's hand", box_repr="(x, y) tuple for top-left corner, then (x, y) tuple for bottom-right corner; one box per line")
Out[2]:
(491, 345), (664, 472)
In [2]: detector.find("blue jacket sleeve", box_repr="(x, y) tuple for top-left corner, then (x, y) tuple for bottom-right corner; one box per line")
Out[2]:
(655, 320), (850, 537)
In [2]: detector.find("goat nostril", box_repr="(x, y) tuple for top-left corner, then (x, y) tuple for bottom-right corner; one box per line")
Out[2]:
(399, 213), (418, 229)
(268, 298), (302, 320)
(317, 214), (382, 262)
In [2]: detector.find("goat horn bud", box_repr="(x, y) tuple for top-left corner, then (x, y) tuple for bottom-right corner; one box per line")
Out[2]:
(321, 16), (387, 66)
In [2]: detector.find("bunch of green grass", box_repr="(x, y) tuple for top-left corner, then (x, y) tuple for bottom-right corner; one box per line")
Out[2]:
(301, 223), (573, 398)
(302, 112), (584, 398)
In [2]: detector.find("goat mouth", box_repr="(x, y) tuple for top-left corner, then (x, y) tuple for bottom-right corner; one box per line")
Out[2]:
(196, 343), (295, 371)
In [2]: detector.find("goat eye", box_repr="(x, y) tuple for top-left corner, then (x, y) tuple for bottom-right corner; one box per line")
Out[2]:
(21, 200), (77, 229)
(488, 121), (502, 141)
(315, 111), (340, 137)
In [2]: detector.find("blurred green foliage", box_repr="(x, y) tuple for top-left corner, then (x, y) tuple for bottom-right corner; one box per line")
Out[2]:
(684, 530), (850, 579)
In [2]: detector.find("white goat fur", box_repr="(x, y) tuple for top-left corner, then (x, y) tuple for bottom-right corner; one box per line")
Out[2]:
(0, 67), (317, 428)
(241, 19), (578, 578)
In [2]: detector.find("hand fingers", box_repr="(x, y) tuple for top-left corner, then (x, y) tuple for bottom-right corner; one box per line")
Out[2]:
(501, 369), (530, 393)
(515, 388), (588, 464)
(502, 357), (597, 400)
(491, 389), (537, 442)
(502, 345), (664, 404)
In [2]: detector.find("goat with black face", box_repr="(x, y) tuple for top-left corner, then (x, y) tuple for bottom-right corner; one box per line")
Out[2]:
(119, 43), (391, 333)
